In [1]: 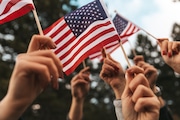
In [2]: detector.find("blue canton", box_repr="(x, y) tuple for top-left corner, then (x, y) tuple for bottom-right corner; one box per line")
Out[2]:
(113, 14), (128, 35)
(64, 0), (107, 37)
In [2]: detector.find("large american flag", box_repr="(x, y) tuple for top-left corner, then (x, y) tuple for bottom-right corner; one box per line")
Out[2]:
(113, 13), (140, 40)
(43, 0), (120, 75)
(0, 0), (34, 24)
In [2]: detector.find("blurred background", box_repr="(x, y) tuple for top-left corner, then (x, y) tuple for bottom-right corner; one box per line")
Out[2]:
(0, 0), (180, 119)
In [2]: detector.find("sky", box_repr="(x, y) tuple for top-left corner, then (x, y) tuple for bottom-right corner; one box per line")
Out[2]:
(78, 0), (180, 68)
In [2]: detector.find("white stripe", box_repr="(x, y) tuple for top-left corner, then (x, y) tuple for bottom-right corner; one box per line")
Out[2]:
(45, 19), (66, 37)
(133, 27), (139, 33)
(126, 25), (134, 35)
(89, 41), (119, 58)
(57, 18), (111, 62)
(0, 0), (10, 15)
(63, 30), (117, 72)
(0, 1), (33, 20)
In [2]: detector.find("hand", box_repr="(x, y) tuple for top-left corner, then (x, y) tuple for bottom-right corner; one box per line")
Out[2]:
(100, 53), (125, 99)
(71, 67), (90, 101)
(134, 55), (158, 89)
(27, 35), (56, 52)
(157, 38), (180, 73)
(0, 50), (63, 120)
(121, 66), (160, 120)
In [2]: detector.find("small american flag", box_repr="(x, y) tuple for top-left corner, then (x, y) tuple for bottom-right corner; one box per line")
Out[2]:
(89, 13), (140, 60)
(113, 13), (139, 40)
(44, 0), (119, 75)
(89, 39), (128, 60)
(0, 0), (34, 24)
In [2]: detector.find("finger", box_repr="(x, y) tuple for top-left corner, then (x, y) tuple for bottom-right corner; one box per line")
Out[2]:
(100, 63), (114, 78)
(157, 38), (169, 45)
(101, 48), (107, 58)
(129, 73), (150, 93)
(125, 66), (144, 81)
(104, 58), (120, 72)
(27, 35), (56, 52)
(16, 58), (51, 89)
(18, 54), (59, 89)
(159, 40), (168, 55)
(167, 42), (173, 57)
(71, 79), (89, 87)
(80, 67), (90, 75)
(134, 97), (160, 114)
(28, 50), (64, 79)
(172, 41), (180, 55)
(132, 85), (154, 103)
(122, 66), (144, 99)
(133, 55), (144, 65)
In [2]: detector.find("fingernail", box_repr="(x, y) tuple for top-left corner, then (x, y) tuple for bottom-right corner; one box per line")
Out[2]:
(168, 52), (172, 57)
(162, 51), (167, 55)
(173, 51), (178, 55)
(114, 66), (119, 72)
(53, 44), (57, 49)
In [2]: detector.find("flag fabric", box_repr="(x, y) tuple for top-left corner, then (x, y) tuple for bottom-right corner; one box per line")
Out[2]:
(0, 0), (34, 24)
(43, 0), (120, 75)
(89, 39), (128, 60)
(89, 13), (140, 60)
(113, 13), (139, 41)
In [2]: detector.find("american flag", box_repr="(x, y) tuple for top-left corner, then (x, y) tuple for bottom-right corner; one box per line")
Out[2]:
(113, 13), (139, 41)
(43, 0), (120, 75)
(89, 13), (140, 60)
(89, 39), (128, 60)
(0, 0), (34, 24)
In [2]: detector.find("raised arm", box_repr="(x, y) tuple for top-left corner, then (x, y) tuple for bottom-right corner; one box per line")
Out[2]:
(68, 67), (90, 120)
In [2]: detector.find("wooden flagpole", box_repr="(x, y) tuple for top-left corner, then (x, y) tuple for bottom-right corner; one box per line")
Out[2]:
(32, 9), (44, 35)
(99, 0), (132, 68)
(119, 40), (131, 68)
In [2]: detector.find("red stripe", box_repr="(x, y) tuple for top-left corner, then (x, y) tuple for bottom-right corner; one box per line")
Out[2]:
(43, 17), (64, 35)
(1, 0), (21, 15)
(54, 35), (76, 55)
(89, 43), (119, 60)
(54, 29), (72, 44)
(59, 23), (114, 61)
(64, 35), (119, 75)
(56, 21), (112, 59)
(0, 4), (34, 24)
(62, 32), (118, 67)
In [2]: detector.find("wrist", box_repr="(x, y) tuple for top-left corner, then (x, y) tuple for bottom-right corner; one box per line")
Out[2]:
(0, 95), (28, 120)
(72, 97), (85, 104)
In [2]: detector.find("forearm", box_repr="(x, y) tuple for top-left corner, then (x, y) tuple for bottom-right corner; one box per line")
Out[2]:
(0, 95), (29, 120)
(68, 98), (84, 120)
